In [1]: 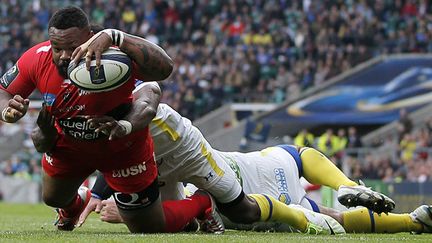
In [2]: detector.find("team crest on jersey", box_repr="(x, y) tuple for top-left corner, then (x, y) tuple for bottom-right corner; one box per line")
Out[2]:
(43, 93), (56, 106)
(0, 64), (19, 88)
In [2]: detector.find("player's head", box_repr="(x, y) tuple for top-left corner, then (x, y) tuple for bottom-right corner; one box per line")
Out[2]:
(48, 6), (92, 78)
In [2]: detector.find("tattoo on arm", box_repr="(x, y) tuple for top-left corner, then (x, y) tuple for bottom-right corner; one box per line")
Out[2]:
(122, 37), (173, 80)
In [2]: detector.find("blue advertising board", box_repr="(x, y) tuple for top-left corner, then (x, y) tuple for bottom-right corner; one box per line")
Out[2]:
(264, 58), (432, 124)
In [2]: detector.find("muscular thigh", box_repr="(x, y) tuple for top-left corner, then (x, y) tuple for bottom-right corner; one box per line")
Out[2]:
(114, 178), (165, 233)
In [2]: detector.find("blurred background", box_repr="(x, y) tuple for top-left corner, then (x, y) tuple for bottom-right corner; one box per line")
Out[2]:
(1, 0), (432, 212)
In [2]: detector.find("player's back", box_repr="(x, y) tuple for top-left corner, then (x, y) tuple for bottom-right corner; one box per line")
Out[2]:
(150, 104), (210, 176)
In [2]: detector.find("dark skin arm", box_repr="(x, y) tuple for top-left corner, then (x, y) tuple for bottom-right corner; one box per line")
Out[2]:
(87, 82), (162, 140)
(71, 30), (173, 82)
(120, 35), (174, 81)
(31, 104), (58, 153)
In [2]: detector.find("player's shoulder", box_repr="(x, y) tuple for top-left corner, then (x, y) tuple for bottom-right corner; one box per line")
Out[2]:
(21, 41), (52, 60)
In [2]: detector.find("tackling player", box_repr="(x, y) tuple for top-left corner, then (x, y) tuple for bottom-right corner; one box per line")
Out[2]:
(71, 82), (431, 235)
(0, 6), (223, 234)
(85, 98), (432, 234)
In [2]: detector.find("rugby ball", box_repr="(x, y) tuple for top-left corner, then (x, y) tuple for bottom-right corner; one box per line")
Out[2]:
(67, 48), (132, 92)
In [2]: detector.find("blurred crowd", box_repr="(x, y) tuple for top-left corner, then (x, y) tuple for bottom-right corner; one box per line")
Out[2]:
(1, 0), (432, 119)
(293, 113), (432, 183)
(0, 108), (42, 181)
(1, 0), (432, 182)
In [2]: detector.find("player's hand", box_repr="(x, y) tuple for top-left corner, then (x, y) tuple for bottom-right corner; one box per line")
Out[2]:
(86, 115), (129, 140)
(77, 197), (103, 227)
(1, 95), (29, 123)
(71, 31), (112, 70)
(36, 103), (56, 136)
(100, 199), (123, 224)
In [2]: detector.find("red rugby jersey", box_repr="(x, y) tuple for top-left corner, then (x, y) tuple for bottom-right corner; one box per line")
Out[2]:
(0, 41), (150, 154)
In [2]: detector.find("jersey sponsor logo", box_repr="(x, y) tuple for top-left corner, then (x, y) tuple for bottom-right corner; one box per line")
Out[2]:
(113, 192), (152, 210)
(274, 168), (289, 197)
(78, 89), (91, 96)
(58, 116), (101, 140)
(112, 161), (147, 178)
(0, 64), (19, 89)
(42, 93), (56, 106)
(63, 90), (71, 102)
(226, 156), (243, 186)
(58, 104), (86, 113)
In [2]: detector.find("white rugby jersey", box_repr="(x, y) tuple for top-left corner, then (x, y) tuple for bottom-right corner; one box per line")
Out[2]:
(149, 102), (240, 203)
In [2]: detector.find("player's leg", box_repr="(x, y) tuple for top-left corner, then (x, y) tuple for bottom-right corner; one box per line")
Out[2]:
(179, 143), (312, 233)
(41, 154), (92, 231)
(342, 207), (423, 233)
(316, 204), (428, 234)
(105, 170), (223, 234)
(293, 146), (395, 213)
(297, 146), (357, 189)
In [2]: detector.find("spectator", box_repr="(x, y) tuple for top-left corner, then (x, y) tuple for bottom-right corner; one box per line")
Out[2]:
(396, 108), (413, 141)
(293, 128), (314, 147)
(317, 128), (338, 157)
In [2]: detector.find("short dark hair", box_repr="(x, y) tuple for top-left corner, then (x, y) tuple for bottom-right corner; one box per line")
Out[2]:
(48, 6), (89, 30)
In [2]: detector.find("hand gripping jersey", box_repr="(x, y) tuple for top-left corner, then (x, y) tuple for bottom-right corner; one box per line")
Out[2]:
(0, 41), (156, 193)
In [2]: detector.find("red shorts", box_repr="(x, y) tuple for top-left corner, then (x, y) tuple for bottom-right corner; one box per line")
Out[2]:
(42, 129), (157, 194)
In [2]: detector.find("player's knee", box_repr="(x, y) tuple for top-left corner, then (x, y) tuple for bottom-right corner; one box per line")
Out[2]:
(42, 191), (70, 208)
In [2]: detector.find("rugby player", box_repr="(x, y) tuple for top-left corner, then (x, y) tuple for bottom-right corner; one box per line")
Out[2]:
(87, 98), (432, 234)
(72, 82), (430, 235)
(1, 6), (223, 234)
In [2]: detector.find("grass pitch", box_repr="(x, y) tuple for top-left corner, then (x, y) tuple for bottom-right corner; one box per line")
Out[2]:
(1, 203), (432, 242)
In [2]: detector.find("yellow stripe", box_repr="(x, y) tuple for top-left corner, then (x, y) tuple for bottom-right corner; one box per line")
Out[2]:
(200, 142), (224, 176)
(152, 118), (180, 141)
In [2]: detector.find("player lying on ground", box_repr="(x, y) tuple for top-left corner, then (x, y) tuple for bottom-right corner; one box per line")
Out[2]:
(83, 100), (431, 234)
(71, 82), (432, 234)
(4, 6), (223, 234)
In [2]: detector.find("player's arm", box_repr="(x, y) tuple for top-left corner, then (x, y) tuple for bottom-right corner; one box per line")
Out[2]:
(0, 59), (33, 123)
(119, 35), (173, 81)
(71, 29), (173, 82)
(77, 172), (114, 227)
(87, 81), (161, 139)
(126, 81), (161, 132)
(31, 104), (58, 153)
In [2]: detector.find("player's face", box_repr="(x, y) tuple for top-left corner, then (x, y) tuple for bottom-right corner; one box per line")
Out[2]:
(49, 27), (91, 78)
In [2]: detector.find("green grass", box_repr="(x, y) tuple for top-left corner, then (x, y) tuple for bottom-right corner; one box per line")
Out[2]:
(1, 203), (432, 242)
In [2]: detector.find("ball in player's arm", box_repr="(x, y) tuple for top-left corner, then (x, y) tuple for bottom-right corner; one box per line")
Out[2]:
(2, 6), (221, 235)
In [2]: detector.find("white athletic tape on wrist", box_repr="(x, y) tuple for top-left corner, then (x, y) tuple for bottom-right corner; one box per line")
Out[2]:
(1, 107), (9, 121)
(101, 29), (125, 48)
(118, 120), (132, 135)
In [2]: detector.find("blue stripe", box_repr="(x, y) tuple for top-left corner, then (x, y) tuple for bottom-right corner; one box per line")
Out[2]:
(263, 195), (273, 221)
(277, 145), (303, 177)
(368, 209), (375, 233)
(305, 197), (320, 213)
